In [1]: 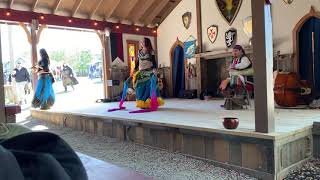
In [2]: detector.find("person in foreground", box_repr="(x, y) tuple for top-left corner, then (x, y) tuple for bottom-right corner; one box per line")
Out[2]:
(31, 48), (55, 110)
(0, 130), (88, 180)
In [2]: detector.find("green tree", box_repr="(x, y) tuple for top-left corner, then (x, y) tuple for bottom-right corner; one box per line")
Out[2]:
(73, 50), (92, 76)
(50, 50), (65, 62)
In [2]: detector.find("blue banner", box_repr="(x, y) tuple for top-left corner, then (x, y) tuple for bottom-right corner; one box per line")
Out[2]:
(183, 40), (196, 59)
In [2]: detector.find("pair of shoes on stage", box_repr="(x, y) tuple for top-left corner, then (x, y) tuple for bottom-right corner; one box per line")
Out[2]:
(309, 99), (320, 109)
(40, 105), (50, 110)
(96, 97), (120, 103)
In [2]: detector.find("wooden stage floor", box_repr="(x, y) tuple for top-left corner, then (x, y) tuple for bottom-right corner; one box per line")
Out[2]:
(37, 99), (320, 138)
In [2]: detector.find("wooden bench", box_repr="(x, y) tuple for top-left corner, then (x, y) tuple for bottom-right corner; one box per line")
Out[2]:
(78, 153), (152, 180)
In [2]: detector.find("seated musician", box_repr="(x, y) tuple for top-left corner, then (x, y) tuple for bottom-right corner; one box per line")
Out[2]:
(219, 45), (253, 92)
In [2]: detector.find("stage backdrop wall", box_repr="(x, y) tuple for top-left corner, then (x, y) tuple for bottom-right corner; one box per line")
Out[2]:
(272, 0), (320, 54)
(201, 0), (252, 52)
(157, 0), (198, 67)
(157, 0), (320, 64)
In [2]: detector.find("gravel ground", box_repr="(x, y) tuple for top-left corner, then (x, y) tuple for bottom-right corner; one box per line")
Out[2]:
(284, 158), (320, 180)
(21, 116), (256, 180)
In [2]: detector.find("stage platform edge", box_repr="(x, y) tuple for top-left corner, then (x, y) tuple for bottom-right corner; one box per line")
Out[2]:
(31, 109), (316, 180)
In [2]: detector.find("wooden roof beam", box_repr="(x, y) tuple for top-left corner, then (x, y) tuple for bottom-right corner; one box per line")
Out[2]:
(105, 0), (121, 20)
(53, 0), (62, 14)
(89, 0), (103, 19)
(72, 0), (84, 17)
(130, 0), (156, 23)
(32, 0), (40, 11)
(143, 0), (169, 26)
(8, 0), (14, 8)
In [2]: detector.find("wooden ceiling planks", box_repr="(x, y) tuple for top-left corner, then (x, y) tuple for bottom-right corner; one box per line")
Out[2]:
(71, 0), (83, 17)
(89, 0), (103, 19)
(8, 0), (14, 8)
(121, 0), (139, 20)
(3, 0), (181, 27)
(32, 0), (40, 11)
(53, 0), (62, 14)
(58, 0), (76, 14)
(113, 0), (139, 20)
(129, 0), (155, 24)
(76, 0), (96, 17)
(152, 0), (182, 25)
(104, 0), (121, 20)
(142, 0), (169, 26)
(37, 0), (56, 10)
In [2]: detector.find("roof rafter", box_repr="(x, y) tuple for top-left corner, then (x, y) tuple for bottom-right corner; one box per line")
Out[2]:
(122, 0), (139, 19)
(8, 0), (14, 8)
(89, 0), (103, 19)
(53, 0), (62, 14)
(105, 0), (121, 20)
(152, 0), (181, 25)
(72, 0), (84, 17)
(32, 0), (40, 12)
(143, 0), (169, 26)
(130, 0), (156, 23)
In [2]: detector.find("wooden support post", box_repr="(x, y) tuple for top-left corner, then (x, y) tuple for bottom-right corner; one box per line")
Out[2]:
(103, 35), (112, 99)
(20, 20), (46, 90)
(0, 26), (6, 123)
(196, 0), (202, 53)
(96, 30), (111, 99)
(196, 0), (203, 97)
(30, 21), (38, 90)
(154, 36), (158, 66)
(251, 1), (275, 133)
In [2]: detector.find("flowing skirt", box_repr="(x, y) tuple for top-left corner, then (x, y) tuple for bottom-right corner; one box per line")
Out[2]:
(133, 70), (164, 109)
(62, 76), (78, 87)
(32, 74), (55, 109)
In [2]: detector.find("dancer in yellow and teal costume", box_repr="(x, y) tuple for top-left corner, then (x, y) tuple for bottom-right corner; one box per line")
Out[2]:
(108, 38), (164, 113)
(133, 37), (164, 109)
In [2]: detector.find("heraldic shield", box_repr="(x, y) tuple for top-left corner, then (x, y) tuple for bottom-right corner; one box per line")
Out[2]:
(182, 12), (191, 29)
(225, 28), (237, 48)
(215, 0), (243, 26)
(207, 25), (218, 44)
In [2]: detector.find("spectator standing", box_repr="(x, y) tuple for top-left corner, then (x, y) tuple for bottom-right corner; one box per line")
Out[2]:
(10, 61), (30, 105)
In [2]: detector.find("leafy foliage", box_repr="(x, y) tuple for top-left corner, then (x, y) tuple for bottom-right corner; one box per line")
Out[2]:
(50, 50), (66, 62)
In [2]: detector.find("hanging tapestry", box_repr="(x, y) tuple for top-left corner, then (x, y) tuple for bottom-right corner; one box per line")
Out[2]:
(215, 0), (243, 26)
(184, 40), (196, 59)
(110, 32), (124, 62)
